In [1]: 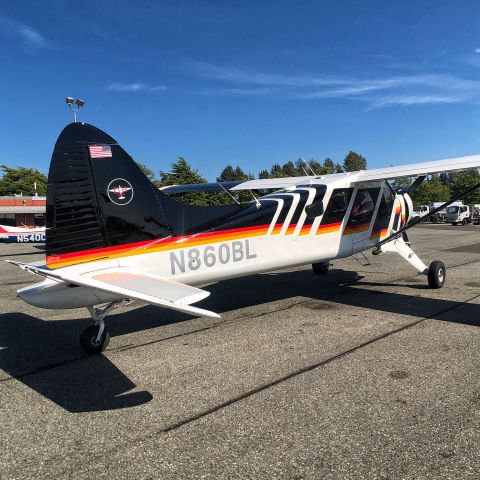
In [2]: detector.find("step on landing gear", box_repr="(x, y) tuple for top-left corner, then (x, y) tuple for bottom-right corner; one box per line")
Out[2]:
(80, 300), (123, 354)
(312, 262), (330, 275)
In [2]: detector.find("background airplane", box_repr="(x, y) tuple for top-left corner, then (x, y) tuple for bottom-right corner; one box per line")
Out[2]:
(7, 122), (480, 353)
(0, 224), (46, 243)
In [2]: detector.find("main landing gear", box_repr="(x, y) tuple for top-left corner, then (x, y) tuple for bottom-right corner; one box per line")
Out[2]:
(80, 300), (123, 354)
(373, 237), (446, 289)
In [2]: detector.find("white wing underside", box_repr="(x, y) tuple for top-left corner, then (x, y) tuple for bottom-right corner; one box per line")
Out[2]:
(229, 154), (480, 191)
(7, 261), (220, 319)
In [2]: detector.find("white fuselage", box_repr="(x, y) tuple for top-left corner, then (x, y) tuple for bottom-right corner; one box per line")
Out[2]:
(18, 179), (410, 309)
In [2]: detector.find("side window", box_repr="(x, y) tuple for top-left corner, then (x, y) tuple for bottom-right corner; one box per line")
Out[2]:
(34, 214), (45, 227)
(347, 188), (380, 226)
(321, 188), (353, 225)
(369, 184), (395, 237)
(0, 213), (16, 227)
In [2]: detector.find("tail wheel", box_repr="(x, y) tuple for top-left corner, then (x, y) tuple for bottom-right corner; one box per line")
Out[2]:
(80, 325), (110, 354)
(428, 261), (446, 289)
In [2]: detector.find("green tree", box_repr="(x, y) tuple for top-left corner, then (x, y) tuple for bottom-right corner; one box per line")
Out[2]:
(323, 158), (335, 174)
(342, 151), (367, 172)
(412, 175), (451, 204)
(281, 161), (297, 177)
(308, 159), (323, 175)
(335, 163), (343, 173)
(159, 157), (214, 206)
(270, 163), (284, 178)
(259, 169), (270, 179)
(0, 165), (47, 196)
(217, 164), (252, 203)
(449, 169), (480, 203)
(136, 162), (157, 183)
(217, 165), (249, 182)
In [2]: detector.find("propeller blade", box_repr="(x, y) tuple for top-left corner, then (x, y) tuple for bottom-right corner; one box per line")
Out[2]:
(395, 175), (426, 194)
(377, 181), (480, 248)
(407, 175), (426, 194)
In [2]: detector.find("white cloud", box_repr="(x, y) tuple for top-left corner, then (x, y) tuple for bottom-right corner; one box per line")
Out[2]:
(475, 48), (480, 54)
(0, 15), (49, 51)
(106, 82), (167, 93)
(185, 61), (480, 108)
(369, 95), (461, 108)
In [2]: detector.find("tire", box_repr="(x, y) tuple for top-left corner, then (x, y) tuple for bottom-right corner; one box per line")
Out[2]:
(452, 222), (457, 226)
(428, 260), (446, 289)
(80, 325), (110, 354)
(462, 218), (467, 226)
(312, 262), (330, 275)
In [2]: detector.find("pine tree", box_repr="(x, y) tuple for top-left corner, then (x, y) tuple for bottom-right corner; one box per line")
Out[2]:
(342, 151), (367, 172)
(159, 157), (213, 206)
(323, 158), (335, 174)
(281, 161), (297, 177)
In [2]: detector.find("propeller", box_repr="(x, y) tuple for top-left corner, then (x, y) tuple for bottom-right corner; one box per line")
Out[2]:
(375, 181), (480, 251)
(396, 175), (426, 195)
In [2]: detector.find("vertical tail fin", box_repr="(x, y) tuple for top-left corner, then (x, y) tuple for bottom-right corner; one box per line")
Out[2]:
(46, 122), (172, 267)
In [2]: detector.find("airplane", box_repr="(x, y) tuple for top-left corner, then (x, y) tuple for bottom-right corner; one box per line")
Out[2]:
(0, 224), (46, 243)
(6, 121), (480, 354)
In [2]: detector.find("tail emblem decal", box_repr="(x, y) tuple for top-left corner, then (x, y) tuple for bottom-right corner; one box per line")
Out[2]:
(107, 178), (134, 205)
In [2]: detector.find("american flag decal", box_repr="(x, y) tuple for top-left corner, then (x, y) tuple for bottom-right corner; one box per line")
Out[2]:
(88, 144), (112, 158)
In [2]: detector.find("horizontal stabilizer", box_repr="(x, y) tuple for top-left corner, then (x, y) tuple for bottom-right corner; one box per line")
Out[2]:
(5, 261), (220, 319)
(160, 181), (243, 194)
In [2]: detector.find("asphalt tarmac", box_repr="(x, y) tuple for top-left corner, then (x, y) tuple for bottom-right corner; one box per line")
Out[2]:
(0, 224), (479, 479)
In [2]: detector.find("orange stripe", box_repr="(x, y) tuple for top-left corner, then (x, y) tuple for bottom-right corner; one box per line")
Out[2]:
(344, 223), (370, 235)
(46, 221), (344, 268)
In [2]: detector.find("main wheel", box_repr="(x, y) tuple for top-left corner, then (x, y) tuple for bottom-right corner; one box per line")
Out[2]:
(452, 222), (457, 226)
(462, 218), (467, 226)
(80, 325), (110, 354)
(428, 260), (446, 289)
(312, 262), (330, 275)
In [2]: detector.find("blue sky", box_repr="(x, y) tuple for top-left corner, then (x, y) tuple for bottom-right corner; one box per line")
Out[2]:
(1, 1), (480, 180)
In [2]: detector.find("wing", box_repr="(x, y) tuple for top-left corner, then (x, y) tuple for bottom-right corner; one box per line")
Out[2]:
(229, 155), (480, 191)
(356, 155), (480, 182)
(6, 261), (220, 319)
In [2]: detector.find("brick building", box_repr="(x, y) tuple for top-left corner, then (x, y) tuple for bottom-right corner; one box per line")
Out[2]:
(0, 196), (46, 227)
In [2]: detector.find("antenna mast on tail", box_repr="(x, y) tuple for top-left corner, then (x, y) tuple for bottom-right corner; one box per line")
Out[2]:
(65, 97), (85, 123)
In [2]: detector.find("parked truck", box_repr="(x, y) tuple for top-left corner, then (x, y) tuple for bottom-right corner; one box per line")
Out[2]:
(412, 202), (449, 223)
(446, 203), (471, 225)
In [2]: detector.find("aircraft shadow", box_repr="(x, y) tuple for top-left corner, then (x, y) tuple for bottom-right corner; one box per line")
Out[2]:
(0, 312), (153, 413)
(202, 269), (480, 327)
(1, 267), (478, 413)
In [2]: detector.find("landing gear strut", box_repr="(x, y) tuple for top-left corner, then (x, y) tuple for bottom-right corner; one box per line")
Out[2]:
(80, 300), (122, 354)
(374, 237), (446, 289)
